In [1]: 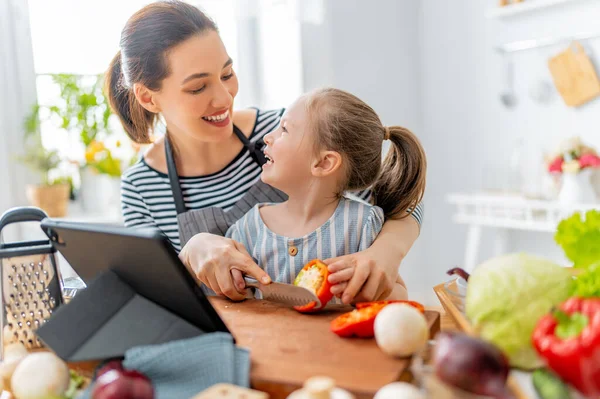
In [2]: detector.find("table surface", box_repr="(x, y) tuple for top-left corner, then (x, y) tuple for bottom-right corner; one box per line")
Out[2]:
(209, 297), (441, 399)
(24, 301), (457, 399)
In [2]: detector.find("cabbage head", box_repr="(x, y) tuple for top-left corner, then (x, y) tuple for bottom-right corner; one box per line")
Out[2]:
(465, 253), (573, 370)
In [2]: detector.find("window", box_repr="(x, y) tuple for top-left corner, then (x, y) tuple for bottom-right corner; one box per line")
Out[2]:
(27, 0), (303, 183)
(27, 1), (240, 178)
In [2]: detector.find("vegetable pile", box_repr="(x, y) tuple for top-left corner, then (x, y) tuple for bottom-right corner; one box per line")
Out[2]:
(465, 253), (573, 369)
(455, 209), (600, 398)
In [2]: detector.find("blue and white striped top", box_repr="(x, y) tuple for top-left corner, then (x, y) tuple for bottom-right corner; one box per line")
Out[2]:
(225, 197), (384, 284)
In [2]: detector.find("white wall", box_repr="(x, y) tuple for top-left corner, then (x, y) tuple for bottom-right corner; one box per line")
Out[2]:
(300, 0), (430, 302)
(301, 0), (600, 305)
(419, 0), (600, 303)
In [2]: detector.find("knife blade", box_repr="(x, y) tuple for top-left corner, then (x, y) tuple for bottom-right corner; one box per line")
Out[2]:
(244, 277), (321, 308)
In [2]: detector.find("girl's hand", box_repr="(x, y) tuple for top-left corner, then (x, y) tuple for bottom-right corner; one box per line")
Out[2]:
(179, 233), (271, 301)
(325, 251), (394, 304)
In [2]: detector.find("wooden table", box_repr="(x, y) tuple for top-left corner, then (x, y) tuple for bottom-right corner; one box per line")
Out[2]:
(209, 298), (441, 399)
(61, 299), (450, 399)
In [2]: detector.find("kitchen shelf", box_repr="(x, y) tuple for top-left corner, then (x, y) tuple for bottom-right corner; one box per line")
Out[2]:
(447, 192), (598, 232)
(447, 192), (599, 272)
(486, 0), (587, 19)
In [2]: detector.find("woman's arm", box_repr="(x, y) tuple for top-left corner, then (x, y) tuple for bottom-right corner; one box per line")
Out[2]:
(368, 215), (420, 284)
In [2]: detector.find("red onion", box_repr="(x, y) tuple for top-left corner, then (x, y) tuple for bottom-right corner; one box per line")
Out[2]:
(433, 331), (515, 399)
(447, 267), (470, 282)
(92, 369), (154, 399)
(95, 359), (124, 379)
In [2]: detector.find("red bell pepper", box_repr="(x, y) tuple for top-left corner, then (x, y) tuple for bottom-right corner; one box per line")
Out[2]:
(331, 300), (425, 338)
(532, 297), (600, 398)
(293, 259), (334, 313)
(356, 300), (425, 314)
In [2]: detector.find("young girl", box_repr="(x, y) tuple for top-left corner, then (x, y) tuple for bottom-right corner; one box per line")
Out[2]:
(225, 88), (426, 301)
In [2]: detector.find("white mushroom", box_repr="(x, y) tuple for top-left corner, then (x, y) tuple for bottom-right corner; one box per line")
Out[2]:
(374, 382), (425, 399)
(374, 303), (429, 358)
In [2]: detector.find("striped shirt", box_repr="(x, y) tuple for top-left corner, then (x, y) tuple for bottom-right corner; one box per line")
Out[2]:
(121, 108), (424, 251)
(225, 197), (384, 285)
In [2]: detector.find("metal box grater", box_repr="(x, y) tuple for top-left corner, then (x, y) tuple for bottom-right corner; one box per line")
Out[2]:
(0, 207), (64, 357)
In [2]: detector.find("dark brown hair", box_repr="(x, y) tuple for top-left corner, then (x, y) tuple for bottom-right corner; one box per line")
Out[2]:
(105, 1), (217, 143)
(305, 88), (427, 219)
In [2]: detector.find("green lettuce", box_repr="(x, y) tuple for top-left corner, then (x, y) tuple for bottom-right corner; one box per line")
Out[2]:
(571, 261), (600, 298)
(466, 253), (573, 370)
(555, 210), (600, 269)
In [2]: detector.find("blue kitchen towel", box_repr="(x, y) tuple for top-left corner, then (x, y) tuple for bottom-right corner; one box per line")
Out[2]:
(78, 332), (250, 399)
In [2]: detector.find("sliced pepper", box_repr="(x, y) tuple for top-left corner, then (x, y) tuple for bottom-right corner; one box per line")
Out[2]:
(331, 300), (425, 338)
(356, 300), (425, 314)
(293, 259), (333, 313)
(532, 297), (600, 398)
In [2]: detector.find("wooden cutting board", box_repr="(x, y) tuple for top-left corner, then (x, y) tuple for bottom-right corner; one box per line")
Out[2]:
(210, 298), (440, 399)
(548, 41), (600, 107)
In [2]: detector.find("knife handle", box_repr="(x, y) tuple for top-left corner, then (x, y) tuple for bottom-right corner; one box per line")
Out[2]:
(243, 276), (261, 289)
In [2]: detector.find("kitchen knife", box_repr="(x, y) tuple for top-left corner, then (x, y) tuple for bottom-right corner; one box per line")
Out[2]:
(244, 277), (321, 308)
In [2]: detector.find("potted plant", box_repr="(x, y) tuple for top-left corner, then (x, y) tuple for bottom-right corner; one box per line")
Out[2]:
(546, 137), (600, 204)
(18, 108), (71, 217)
(31, 74), (130, 213)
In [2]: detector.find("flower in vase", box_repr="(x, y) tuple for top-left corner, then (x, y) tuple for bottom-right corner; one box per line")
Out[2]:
(547, 137), (600, 174)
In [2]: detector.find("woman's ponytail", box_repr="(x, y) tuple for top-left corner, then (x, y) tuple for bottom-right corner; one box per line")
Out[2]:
(373, 126), (427, 219)
(104, 51), (155, 144)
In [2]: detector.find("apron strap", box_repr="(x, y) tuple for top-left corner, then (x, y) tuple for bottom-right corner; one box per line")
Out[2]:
(165, 124), (266, 215)
(164, 135), (187, 215)
(232, 125), (267, 167)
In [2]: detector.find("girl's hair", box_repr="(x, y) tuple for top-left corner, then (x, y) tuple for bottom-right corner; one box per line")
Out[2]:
(305, 88), (427, 220)
(105, 1), (217, 143)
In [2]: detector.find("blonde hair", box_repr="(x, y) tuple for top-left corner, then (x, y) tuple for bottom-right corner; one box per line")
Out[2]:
(305, 88), (426, 219)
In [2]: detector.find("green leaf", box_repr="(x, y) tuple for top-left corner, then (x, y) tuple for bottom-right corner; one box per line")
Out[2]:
(571, 262), (600, 298)
(555, 210), (600, 268)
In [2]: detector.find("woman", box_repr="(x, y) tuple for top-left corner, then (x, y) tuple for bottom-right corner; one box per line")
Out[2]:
(108, 1), (424, 304)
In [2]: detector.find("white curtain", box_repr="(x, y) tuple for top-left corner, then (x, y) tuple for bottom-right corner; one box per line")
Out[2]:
(0, 0), (37, 240)
(232, 0), (325, 109)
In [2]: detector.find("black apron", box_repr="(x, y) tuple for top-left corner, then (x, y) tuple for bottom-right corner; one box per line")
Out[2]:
(165, 125), (287, 248)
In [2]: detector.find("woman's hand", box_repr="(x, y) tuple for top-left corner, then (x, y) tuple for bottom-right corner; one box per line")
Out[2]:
(325, 251), (395, 304)
(179, 233), (271, 301)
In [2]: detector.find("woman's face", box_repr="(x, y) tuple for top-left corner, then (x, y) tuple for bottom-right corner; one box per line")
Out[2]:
(152, 30), (239, 143)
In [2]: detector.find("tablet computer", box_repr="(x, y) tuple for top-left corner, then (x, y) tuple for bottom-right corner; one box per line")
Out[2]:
(39, 219), (230, 337)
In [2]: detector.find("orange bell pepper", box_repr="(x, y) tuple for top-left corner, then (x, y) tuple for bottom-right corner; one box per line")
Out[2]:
(293, 259), (334, 313)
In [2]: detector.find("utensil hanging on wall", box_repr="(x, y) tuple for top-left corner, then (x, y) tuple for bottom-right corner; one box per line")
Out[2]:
(548, 41), (600, 107)
(500, 54), (517, 109)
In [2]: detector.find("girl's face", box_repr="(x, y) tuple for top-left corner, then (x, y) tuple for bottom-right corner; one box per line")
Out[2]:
(261, 96), (317, 193)
(150, 31), (239, 143)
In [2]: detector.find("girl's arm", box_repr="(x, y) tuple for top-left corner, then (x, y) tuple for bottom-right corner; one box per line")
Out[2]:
(327, 215), (419, 303)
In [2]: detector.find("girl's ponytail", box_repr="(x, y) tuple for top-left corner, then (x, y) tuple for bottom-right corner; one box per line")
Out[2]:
(373, 126), (426, 219)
